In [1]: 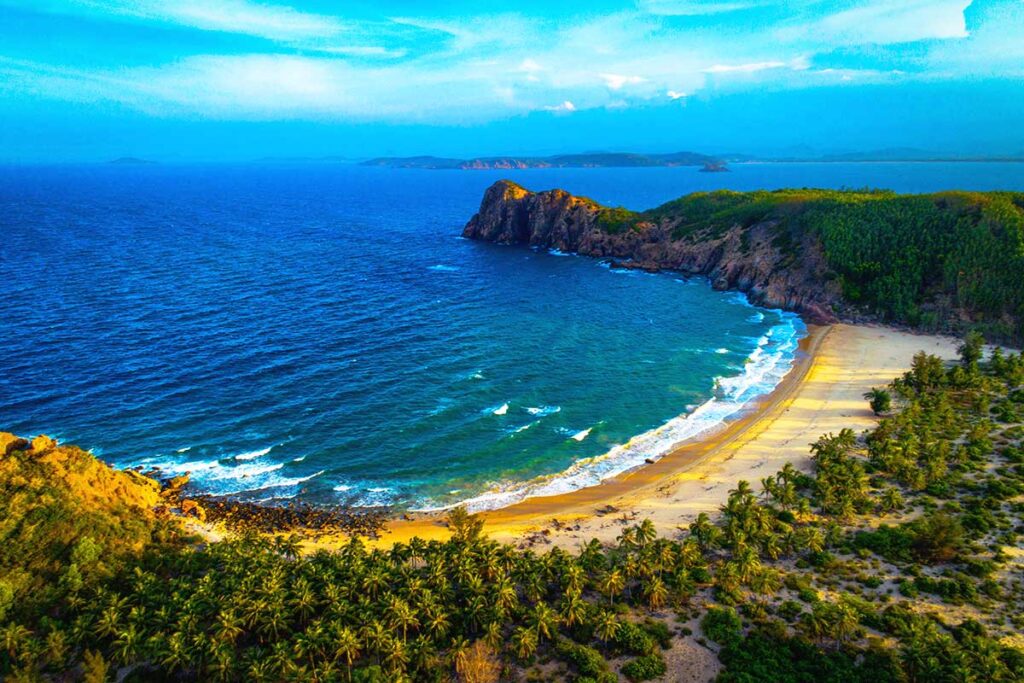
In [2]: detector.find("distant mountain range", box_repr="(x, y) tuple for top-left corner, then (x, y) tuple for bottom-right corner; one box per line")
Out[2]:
(361, 149), (1023, 170)
(361, 151), (722, 170)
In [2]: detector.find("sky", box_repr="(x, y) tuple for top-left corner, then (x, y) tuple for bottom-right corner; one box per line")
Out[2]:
(1, 0), (1023, 161)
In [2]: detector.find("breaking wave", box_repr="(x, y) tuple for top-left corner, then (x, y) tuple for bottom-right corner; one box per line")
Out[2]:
(420, 307), (806, 512)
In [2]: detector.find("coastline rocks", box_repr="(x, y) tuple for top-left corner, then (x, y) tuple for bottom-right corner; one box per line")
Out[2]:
(0, 433), (29, 457)
(0, 432), (161, 512)
(180, 499), (207, 522)
(463, 180), (843, 325)
(30, 434), (57, 454)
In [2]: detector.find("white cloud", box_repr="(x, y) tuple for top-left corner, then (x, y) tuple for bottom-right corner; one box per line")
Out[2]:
(545, 100), (576, 112)
(638, 0), (764, 16)
(780, 0), (970, 46)
(3, 0), (1015, 124)
(704, 60), (787, 74)
(601, 73), (646, 90)
(79, 0), (348, 41)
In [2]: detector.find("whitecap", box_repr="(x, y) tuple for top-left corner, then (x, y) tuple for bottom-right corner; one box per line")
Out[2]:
(493, 403), (509, 416)
(233, 445), (273, 461)
(715, 348), (730, 354)
(428, 264), (459, 272)
(175, 446), (192, 453)
(416, 310), (807, 513)
(526, 405), (560, 416)
(571, 427), (593, 442)
(210, 462), (284, 480)
(333, 484), (353, 492)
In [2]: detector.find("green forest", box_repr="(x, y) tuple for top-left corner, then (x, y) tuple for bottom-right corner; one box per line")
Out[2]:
(609, 189), (1024, 342)
(3, 333), (1024, 681)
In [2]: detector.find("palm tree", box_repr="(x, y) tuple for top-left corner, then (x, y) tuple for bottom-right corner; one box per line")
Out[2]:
(494, 578), (518, 613)
(332, 625), (360, 676)
(879, 487), (904, 514)
(864, 387), (893, 415)
(749, 568), (782, 597)
(689, 513), (721, 552)
(530, 602), (559, 641)
(595, 611), (619, 643)
(423, 606), (450, 640)
(636, 519), (657, 547)
(511, 626), (538, 661)
(382, 637), (408, 674)
(599, 569), (625, 605)
(388, 597), (419, 642)
(560, 592), (587, 628)
(642, 576), (669, 610)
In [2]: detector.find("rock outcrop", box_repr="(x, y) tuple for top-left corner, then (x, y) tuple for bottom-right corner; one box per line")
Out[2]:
(0, 431), (161, 513)
(463, 181), (844, 324)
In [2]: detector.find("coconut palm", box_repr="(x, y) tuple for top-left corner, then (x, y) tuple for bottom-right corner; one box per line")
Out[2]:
(599, 569), (625, 605)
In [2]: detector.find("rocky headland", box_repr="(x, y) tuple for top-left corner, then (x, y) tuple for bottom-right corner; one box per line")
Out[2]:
(462, 180), (1024, 341)
(462, 180), (844, 324)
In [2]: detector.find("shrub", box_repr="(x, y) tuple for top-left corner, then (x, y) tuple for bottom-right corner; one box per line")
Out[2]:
(556, 640), (610, 679)
(621, 654), (667, 682)
(640, 618), (673, 649)
(702, 606), (743, 647)
(909, 512), (964, 563)
(613, 621), (656, 655)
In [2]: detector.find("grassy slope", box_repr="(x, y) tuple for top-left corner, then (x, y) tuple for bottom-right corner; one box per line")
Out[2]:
(598, 189), (1024, 342)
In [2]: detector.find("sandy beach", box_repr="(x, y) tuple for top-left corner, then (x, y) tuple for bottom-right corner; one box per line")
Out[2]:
(300, 323), (960, 552)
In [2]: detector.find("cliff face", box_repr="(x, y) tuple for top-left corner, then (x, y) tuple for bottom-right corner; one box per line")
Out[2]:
(463, 181), (843, 324)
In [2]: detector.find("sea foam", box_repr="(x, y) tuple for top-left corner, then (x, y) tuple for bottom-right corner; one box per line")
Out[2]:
(420, 305), (806, 512)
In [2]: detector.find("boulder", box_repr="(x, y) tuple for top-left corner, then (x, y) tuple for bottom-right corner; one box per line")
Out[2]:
(180, 499), (207, 522)
(30, 434), (57, 454)
(0, 432), (29, 457)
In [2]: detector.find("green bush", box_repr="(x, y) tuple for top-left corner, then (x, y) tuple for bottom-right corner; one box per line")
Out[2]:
(702, 606), (743, 646)
(621, 653), (667, 682)
(556, 640), (610, 678)
(613, 621), (656, 655)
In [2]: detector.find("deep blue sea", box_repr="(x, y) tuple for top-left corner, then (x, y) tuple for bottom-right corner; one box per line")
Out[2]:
(2, 162), (1023, 509)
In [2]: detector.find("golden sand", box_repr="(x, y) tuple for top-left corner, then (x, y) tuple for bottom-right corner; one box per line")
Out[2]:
(301, 323), (960, 552)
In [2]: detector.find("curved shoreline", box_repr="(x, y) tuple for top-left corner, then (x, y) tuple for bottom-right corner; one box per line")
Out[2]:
(299, 324), (831, 549)
(421, 306), (806, 513)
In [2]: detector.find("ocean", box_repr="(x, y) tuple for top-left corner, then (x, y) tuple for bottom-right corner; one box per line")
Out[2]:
(2, 161), (1022, 510)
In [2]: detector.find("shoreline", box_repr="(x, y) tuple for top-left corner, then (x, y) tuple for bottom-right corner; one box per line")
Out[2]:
(295, 323), (961, 551)
(304, 324), (828, 550)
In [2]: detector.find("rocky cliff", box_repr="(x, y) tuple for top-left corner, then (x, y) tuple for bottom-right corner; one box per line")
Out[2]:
(462, 180), (844, 324)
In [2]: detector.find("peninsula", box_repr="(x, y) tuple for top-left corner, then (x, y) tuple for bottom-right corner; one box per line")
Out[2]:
(463, 180), (1024, 344)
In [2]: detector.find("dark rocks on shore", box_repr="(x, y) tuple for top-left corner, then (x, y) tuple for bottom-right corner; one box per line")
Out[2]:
(462, 180), (844, 325)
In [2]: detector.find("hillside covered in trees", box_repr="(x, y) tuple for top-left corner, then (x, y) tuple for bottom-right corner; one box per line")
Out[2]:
(464, 183), (1024, 344)
(3, 334), (1024, 681)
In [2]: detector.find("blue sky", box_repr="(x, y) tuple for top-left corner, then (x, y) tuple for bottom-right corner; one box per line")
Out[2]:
(1, 0), (1023, 161)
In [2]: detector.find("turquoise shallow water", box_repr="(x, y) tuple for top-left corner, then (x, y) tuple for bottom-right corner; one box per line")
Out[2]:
(2, 162), (1020, 509)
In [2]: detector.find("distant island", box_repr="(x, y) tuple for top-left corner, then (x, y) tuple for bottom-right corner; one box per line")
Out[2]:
(362, 149), (1024, 170)
(362, 151), (720, 170)
(699, 160), (730, 173)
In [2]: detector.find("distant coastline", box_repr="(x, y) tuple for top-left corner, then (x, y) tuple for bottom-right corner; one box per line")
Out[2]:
(359, 150), (1024, 170)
